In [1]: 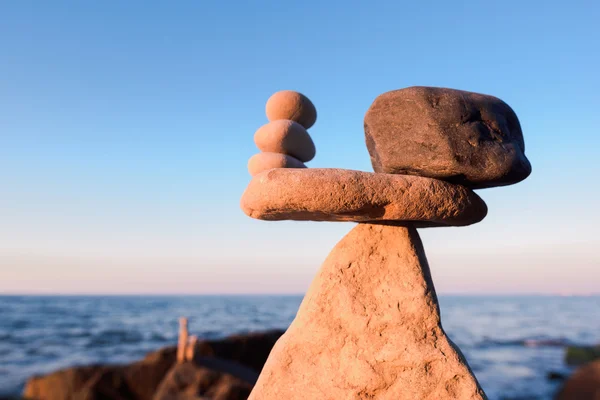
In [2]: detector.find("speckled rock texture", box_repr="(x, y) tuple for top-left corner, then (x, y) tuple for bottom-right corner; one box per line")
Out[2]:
(265, 90), (317, 129)
(241, 168), (487, 226)
(364, 86), (531, 189)
(247, 152), (306, 176)
(254, 120), (316, 162)
(249, 223), (487, 400)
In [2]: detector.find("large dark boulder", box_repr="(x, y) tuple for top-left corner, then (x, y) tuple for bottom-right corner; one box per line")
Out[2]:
(364, 86), (531, 189)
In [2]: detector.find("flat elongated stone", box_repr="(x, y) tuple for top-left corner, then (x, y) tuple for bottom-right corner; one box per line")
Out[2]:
(249, 223), (487, 400)
(254, 120), (316, 162)
(241, 168), (487, 226)
(364, 86), (532, 189)
(247, 152), (306, 176)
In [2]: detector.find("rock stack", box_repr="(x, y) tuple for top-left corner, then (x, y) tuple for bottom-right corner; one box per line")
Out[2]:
(248, 90), (317, 176)
(241, 86), (532, 399)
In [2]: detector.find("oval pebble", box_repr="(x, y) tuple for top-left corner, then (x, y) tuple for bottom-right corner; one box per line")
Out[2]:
(247, 152), (306, 176)
(265, 91), (317, 129)
(254, 120), (316, 162)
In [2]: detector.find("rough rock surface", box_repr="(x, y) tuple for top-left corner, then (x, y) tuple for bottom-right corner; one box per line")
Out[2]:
(153, 362), (253, 400)
(249, 223), (486, 400)
(265, 90), (317, 129)
(254, 120), (316, 162)
(364, 86), (531, 188)
(247, 152), (306, 176)
(555, 360), (600, 400)
(241, 168), (487, 226)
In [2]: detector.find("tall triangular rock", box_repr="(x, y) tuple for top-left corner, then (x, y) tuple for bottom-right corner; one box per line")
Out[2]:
(249, 223), (486, 400)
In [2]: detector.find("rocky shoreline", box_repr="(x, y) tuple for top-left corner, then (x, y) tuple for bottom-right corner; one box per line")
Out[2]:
(18, 330), (283, 400)
(9, 332), (600, 400)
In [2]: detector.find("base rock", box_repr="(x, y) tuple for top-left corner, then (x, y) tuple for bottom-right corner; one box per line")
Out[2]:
(250, 223), (486, 400)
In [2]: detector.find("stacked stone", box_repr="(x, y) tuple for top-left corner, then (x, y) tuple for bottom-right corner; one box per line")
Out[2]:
(247, 90), (317, 176)
(241, 86), (532, 400)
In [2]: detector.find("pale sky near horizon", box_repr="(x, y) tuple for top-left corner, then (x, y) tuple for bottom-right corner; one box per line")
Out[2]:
(1, 1), (599, 295)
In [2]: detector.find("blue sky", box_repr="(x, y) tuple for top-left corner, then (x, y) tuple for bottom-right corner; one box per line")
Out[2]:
(1, 1), (598, 294)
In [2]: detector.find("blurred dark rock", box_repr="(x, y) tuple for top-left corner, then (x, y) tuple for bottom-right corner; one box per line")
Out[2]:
(555, 360), (600, 400)
(194, 330), (283, 372)
(153, 362), (252, 400)
(77, 368), (136, 400)
(22, 330), (283, 400)
(24, 365), (106, 400)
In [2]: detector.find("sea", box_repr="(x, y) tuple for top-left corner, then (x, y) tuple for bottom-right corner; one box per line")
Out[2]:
(1, 295), (599, 400)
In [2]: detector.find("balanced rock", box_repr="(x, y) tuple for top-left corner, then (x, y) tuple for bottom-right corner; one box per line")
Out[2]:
(364, 86), (532, 189)
(266, 90), (317, 129)
(241, 168), (487, 226)
(249, 223), (486, 400)
(247, 152), (306, 176)
(254, 120), (316, 162)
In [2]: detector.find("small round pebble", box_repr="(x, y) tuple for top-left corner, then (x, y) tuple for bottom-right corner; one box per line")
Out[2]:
(254, 120), (316, 162)
(247, 152), (306, 176)
(265, 90), (317, 129)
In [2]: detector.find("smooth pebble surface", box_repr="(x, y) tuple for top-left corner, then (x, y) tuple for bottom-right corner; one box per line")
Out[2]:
(254, 120), (316, 162)
(364, 86), (531, 189)
(1, 295), (600, 399)
(247, 152), (306, 176)
(265, 90), (317, 129)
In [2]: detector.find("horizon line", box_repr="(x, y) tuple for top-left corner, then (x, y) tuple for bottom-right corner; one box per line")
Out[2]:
(2, 292), (599, 297)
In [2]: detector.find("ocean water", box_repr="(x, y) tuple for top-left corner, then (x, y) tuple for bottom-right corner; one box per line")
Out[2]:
(1, 295), (599, 399)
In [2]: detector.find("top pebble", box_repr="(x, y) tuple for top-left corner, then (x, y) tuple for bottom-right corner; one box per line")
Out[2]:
(266, 90), (317, 129)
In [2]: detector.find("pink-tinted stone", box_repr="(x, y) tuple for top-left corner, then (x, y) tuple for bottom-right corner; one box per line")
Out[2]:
(249, 223), (486, 400)
(247, 153), (306, 176)
(254, 120), (316, 162)
(265, 90), (317, 129)
(241, 168), (487, 226)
